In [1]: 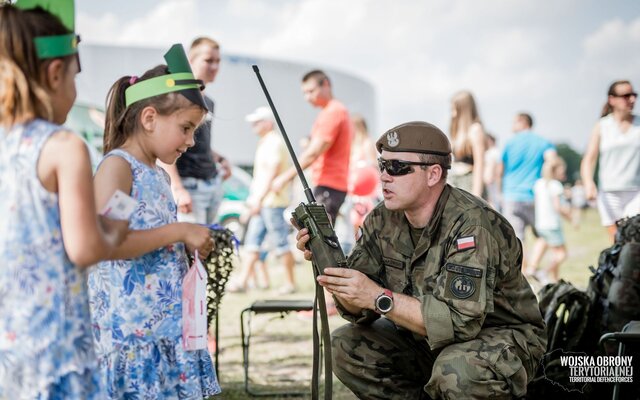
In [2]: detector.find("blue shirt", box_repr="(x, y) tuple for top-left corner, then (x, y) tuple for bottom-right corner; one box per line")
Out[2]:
(501, 131), (555, 202)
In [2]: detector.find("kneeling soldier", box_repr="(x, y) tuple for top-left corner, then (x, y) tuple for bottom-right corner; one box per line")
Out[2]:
(295, 121), (547, 399)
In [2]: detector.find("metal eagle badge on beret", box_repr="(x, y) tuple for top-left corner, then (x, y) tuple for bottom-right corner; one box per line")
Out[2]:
(387, 131), (399, 147)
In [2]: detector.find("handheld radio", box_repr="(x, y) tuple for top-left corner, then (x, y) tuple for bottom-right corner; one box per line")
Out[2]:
(252, 65), (345, 400)
(252, 65), (347, 274)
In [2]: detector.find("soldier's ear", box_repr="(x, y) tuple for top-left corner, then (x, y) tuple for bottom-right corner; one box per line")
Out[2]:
(426, 164), (443, 186)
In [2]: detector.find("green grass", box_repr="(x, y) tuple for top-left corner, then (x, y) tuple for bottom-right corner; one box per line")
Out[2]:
(212, 207), (609, 399)
(213, 249), (357, 399)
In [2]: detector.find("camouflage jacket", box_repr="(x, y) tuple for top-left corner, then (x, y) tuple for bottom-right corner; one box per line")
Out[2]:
(340, 185), (546, 353)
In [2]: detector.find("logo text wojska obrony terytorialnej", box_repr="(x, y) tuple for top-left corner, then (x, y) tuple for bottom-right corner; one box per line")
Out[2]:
(561, 355), (634, 383)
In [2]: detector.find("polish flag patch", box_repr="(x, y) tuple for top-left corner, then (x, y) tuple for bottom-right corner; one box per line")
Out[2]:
(456, 236), (476, 251)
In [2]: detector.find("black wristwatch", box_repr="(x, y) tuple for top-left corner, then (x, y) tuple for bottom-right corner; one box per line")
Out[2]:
(375, 289), (394, 315)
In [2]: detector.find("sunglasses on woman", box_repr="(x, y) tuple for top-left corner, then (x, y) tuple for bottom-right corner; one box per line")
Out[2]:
(377, 158), (437, 176)
(612, 92), (637, 100)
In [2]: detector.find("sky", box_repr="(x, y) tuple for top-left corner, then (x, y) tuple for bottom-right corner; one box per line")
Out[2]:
(77, 0), (640, 152)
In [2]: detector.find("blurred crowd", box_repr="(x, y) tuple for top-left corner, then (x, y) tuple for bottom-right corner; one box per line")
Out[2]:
(231, 78), (638, 293)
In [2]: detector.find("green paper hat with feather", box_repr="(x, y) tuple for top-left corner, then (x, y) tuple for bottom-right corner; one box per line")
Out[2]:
(124, 44), (206, 109)
(15, 0), (80, 59)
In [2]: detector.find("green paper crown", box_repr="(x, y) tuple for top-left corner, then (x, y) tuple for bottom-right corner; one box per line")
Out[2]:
(125, 44), (205, 108)
(15, 0), (79, 59)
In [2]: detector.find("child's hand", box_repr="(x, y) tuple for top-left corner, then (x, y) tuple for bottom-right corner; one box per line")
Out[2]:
(98, 215), (130, 247)
(174, 187), (193, 214)
(181, 223), (215, 259)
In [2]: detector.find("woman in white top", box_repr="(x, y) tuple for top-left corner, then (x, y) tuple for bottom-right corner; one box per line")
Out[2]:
(350, 114), (377, 167)
(483, 133), (501, 210)
(448, 91), (487, 198)
(581, 80), (640, 242)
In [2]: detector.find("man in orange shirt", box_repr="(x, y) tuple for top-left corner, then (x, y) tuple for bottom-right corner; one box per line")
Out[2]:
(272, 70), (353, 223)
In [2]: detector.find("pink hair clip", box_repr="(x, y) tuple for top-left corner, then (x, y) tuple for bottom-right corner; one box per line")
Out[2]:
(129, 76), (139, 85)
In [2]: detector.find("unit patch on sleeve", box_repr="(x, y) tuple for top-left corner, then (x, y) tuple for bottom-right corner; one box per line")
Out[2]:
(444, 263), (482, 301)
(450, 275), (476, 299)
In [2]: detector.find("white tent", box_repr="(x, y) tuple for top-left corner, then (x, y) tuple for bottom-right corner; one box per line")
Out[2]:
(76, 44), (377, 166)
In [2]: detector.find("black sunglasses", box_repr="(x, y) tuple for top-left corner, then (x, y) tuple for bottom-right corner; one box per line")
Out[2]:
(612, 92), (637, 100)
(377, 158), (437, 176)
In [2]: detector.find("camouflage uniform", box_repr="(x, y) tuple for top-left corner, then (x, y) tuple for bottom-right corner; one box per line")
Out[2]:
(334, 185), (547, 399)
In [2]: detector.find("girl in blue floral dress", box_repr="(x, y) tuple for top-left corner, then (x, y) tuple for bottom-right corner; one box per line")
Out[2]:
(0, 2), (128, 399)
(88, 45), (221, 398)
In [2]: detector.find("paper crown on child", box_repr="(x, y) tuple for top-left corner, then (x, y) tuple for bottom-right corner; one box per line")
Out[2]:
(124, 44), (207, 109)
(15, 0), (80, 60)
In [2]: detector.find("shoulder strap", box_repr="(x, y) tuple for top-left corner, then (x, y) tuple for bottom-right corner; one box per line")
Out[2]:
(311, 261), (333, 400)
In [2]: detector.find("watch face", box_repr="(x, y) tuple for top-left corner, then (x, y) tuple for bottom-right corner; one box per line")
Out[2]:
(376, 295), (393, 313)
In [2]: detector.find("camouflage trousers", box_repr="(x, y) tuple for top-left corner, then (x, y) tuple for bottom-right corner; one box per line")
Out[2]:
(332, 318), (536, 399)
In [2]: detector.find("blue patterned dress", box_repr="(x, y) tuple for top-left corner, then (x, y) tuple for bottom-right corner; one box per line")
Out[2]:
(88, 149), (220, 399)
(0, 120), (102, 399)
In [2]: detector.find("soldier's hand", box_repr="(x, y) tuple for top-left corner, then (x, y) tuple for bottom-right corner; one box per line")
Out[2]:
(295, 228), (313, 261)
(318, 268), (380, 310)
